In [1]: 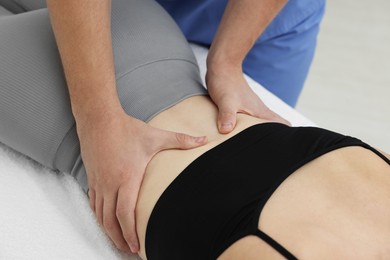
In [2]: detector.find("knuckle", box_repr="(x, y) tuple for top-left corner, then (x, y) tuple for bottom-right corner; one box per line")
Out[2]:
(98, 169), (129, 190)
(103, 217), (115, 231)
(116, 206), (132, 219)
(175, 132), (189, 145)
(221, 110), (235, 116)
(99, 173), (117, 187)
(220, 110), (235, 119)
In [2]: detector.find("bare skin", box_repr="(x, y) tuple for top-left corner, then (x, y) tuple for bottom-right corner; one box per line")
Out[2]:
(46, 0), (288, 253)
(136, 96), (390, 259)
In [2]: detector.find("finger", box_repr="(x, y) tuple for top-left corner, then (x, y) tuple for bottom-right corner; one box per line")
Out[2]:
(117, 182), (140, 253)
(88, 188), (96, 212)
(163, 131), (208, 150)
(103, 193), (131, 253)
(95, 192), (104, 227)
(217, 104), (237, 134)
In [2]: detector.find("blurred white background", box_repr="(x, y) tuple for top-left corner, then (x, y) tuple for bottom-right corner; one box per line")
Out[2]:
(297, 0), (390, 152)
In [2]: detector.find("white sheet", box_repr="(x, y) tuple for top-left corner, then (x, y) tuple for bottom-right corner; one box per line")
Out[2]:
(0, 44), (314, 259)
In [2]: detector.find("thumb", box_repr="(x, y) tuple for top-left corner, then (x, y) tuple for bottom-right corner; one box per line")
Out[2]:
(161, 131), (208, 150)
(217, 104), (237, 134)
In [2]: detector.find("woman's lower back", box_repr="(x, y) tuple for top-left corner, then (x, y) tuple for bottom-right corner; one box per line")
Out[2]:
(247, 146), (390, 259)
(136, 96), (390, 259)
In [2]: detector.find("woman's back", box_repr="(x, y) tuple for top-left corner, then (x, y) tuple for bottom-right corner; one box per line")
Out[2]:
(249, 146), (390, 259)
(136, 96), (390, 259)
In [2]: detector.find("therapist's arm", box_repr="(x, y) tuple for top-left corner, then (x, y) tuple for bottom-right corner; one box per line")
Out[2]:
(46, 0), (207, 254)
(206, 0), (289, 133)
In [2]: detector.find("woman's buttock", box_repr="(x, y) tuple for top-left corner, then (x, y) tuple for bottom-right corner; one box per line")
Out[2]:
(253, 146), (390, 258)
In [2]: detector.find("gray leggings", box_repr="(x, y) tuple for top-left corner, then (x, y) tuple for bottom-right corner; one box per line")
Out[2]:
(0, 0), (207, 192)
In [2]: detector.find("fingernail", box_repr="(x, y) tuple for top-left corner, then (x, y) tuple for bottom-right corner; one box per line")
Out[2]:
(220, 123), (233, 131)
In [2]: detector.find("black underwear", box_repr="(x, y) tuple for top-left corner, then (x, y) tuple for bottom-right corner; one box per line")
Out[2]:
(145, 123), (390, 259)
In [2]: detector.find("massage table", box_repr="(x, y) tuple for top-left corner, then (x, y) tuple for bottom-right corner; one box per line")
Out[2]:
(0, 44), (314, 259)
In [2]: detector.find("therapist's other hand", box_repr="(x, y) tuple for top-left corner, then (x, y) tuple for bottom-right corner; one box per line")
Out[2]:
(76, 110), (207, 254)
(206, 66), (290, 134)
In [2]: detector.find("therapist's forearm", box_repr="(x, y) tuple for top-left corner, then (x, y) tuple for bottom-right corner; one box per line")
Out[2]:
(46, 0), (123, 124)
(207, 0), (287, 71)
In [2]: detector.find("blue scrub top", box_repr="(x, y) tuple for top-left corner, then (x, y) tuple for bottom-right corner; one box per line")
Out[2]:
(156, 0), (326, 106)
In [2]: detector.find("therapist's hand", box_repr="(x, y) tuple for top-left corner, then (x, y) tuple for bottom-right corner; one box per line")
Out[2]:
(202, 0), (289, 134)
(76, 110), (207, 254)
(206, 66), (290, 134)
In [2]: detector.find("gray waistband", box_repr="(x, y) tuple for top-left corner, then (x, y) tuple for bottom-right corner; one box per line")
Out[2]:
(54, 59), (208, 193)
